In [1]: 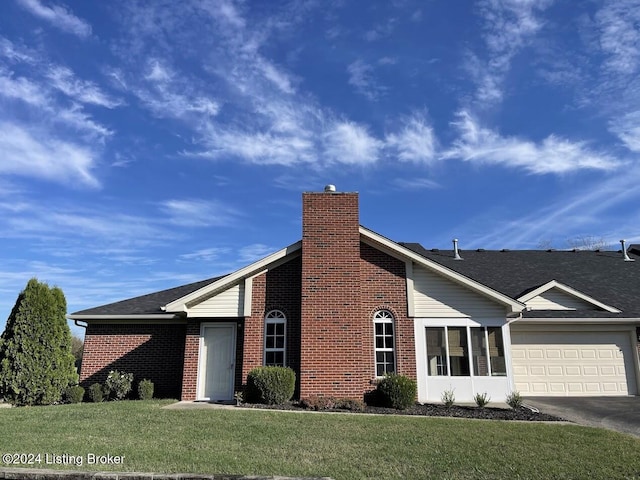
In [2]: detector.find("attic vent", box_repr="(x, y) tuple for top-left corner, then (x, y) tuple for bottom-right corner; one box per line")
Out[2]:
(324, 184), (336, 193)
(453, 239), (463, 260)
(621, 239), (635, 262)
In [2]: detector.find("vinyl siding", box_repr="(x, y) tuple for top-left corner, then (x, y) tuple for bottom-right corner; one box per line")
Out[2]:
(188, 283), (244, 317)
(525, 288), (595, 311)
(412, 264), (506, 318)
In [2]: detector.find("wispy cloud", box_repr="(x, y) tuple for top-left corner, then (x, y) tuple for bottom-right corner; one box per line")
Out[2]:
(324, 121), (382, 165)
(444, 111), (623, 174)
(610, 111), (640, 153)
(469, 0), (552, 107)
(347, 59), (385, 101)
(160, 199), (242, 227)
(385, 113), (438, 165)
(17, 0), (91, 38)
(392, 178), (441, 190)
(0, 122), (99, 187)
(238, 243), (275, 262)
(596, 1), (640, 76)
(179, 247), (231, 261)
(46, 66), (122, 108)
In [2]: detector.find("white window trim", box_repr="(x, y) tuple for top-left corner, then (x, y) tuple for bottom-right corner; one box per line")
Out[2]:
(374, 310), (396, 377)
(264, 309), (286, 367)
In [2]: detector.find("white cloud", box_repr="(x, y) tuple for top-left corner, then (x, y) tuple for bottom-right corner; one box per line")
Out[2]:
(324, 121), (382, 165)
(596, 1), (640, 76)
(0, 122), (99, 187)
(238, 243), (274, 262)
(444, 111), (622, 174)
(392, 178), (441, 190)
(46, 66), (121, 108)
(160, 199), (241, 227)
(17, 0), (91, 38)
(0, 37), (36, 64)
(610, 111), (640, 152)
(470, 0), (553, 107)
(145, 59), (173, 83)
(385, 114), (437, 164)
(179, 247), (231, 261)
(0, 70), (49, 107)
(347, 59), (385, 101)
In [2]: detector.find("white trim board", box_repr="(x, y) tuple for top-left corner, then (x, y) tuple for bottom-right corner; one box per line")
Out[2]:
(517, 280), (621, 313)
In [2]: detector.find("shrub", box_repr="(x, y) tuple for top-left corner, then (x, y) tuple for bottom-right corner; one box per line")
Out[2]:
(441, 388), (455, 408)
(245, 366), (295, 405)
(88, 383), (104, 403)
(376, 373), (417, 410)
(506, 391), (523, 409)
(0, 279), (77, 406)
(137, 379), (154, 400)
(335, 398), (366, 412)
(64, 385), (85, 404)
(104, 370), (134, 400)
(301, 396), (336, 410)
(474, 392), (491, 408)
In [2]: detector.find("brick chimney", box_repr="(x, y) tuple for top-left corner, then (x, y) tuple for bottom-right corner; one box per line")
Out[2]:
(299, 186), (367, 398)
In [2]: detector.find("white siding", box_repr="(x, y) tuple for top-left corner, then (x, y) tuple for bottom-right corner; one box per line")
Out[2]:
(189, 283), (245, 317)
(525, 288), (595, 311)
(412, 264), (506, 318)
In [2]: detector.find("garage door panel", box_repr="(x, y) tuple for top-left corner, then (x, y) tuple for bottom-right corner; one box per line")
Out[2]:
(511, 330), (637, 397)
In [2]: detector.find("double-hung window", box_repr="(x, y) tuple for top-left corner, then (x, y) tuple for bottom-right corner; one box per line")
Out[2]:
(264, 310), (286, 366)
(374, 310), (395, 376)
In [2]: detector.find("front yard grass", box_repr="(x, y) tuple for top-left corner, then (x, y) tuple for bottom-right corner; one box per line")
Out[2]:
(1, 400), (639, 480)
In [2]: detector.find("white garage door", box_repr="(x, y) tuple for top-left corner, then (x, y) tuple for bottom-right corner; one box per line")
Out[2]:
(511, 329), (637, 396)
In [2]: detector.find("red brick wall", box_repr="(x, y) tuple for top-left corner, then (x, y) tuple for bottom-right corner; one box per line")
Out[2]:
(243, 256), (302, 387)
(360, 242), (415, 382)
(81, 323), (186, 398)
(300, 191), (368, 398)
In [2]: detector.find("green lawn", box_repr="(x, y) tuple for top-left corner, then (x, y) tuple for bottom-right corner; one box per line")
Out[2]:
(0, 400), (639, 480)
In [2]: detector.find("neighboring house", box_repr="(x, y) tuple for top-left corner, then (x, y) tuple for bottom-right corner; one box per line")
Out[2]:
(69, 188), (640, 403)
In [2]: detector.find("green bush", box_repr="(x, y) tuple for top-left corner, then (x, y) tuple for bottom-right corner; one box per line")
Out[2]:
(137, 379), (154, 400)
(104, 370), (133, 400)
(64, 385), (85, 404)
(376, 373), (417, 410)
(0, 279), (77, 405)
(506, 391), (523, 409)
(474, 391), (491, 408)
(245, 366), (295, 405)
(88, 383), (104, 403)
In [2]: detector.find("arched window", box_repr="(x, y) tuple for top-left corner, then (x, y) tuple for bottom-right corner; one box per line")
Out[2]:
(264, 310), (286, 366)
(374, 310), (395, 376)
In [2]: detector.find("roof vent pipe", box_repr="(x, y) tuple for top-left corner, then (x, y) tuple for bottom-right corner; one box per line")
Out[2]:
(621, 239), (635, 262)
(453, 238), (463, 260)
(324, 184), (336, 193)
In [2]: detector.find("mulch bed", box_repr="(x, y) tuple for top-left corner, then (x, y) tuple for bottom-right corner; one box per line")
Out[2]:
(239, 401), (564, 422)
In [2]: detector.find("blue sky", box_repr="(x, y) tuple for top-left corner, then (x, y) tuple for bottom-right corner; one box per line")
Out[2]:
(1, 0), (639, 335)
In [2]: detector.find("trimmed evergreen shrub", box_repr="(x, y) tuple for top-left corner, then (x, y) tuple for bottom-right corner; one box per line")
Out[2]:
(64, 385), (85, 404)
(376, 373), (417, 410)
(506, 391), (523, 409)
(441, 388), (456, 408)
(137, 379), (154, 400)
(0, 278), (78, 406)
(104, 370), (134, 400)
(474, 391), (491, 408)
(245, 366), (295, 405)
(88, 383), (104, 403)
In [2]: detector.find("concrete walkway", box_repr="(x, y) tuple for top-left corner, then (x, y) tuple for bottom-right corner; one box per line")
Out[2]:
(524, 396), (640, 438)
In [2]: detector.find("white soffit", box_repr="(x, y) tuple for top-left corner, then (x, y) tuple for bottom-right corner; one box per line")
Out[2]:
(517, 280), (621, 314)
(359, 227), (524, 313)
(163, 241), (302, 312)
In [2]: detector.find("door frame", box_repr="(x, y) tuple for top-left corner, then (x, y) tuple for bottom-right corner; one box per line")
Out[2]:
(196, 322), (237, 401)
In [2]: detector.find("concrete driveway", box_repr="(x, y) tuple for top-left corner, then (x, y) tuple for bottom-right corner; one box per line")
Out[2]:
(525, 397), (640, 438)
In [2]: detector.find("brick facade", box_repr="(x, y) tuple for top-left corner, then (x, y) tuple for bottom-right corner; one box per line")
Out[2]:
(81, 323), (186, 398)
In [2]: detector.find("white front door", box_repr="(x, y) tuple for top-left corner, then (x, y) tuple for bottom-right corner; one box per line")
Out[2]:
(198, 323), (236, 401)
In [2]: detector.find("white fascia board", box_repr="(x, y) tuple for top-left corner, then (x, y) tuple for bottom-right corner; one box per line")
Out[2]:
(66, 314), (181, 321)
(359, 227), (525, 314)
(511, 317), (638, 325)
(164, 241), (302, 312)
(517, 279), (622, 313)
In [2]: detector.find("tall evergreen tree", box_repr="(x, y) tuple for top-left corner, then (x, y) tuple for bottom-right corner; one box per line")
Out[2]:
(0, 278), (78, 405)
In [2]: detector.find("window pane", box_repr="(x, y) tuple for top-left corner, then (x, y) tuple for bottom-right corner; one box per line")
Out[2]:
(275, 336), (284, 348)
(266, 323), (275, 335)
(265, 337), (275, 349)
(448, 327), (470, 376)
(426, 327), (447, 376)
(375, 323), (384, 335)
(376, 336), (384, 349)
(275, 323), (285, 335)
(488, 327), (506, 376)
(470, 328), (489, 376)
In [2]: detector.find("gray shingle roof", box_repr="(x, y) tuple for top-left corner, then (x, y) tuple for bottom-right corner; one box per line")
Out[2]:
(71, 275), (226, 316)
(401, 243), (640, 318)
